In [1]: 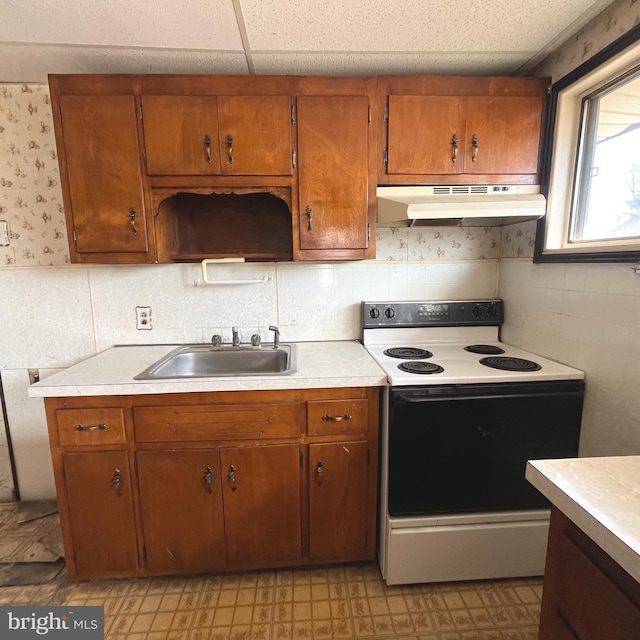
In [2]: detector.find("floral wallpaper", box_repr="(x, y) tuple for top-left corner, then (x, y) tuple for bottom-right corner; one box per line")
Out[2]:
(376, 225), (501, 261)
(0, 84), (69, 267)
(535, 0), (640, 82)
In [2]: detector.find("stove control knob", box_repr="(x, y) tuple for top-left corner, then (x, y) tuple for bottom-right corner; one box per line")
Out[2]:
(384, 307), (396, 319)
(487, 303), (498, 317)
(472, 304), (483, 317)
(369, 307), (380, 319)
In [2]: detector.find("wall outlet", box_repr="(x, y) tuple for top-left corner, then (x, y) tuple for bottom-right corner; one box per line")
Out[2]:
(135, 306), (152, 330)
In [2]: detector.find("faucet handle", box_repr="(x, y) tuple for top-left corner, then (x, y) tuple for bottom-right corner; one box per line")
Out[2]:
(211, 334), (222, 347)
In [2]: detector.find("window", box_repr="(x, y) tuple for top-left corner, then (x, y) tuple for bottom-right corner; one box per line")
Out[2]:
(535, 25), (640, 262)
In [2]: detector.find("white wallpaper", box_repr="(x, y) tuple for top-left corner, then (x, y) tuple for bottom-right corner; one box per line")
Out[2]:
(498, 0), (640, 458)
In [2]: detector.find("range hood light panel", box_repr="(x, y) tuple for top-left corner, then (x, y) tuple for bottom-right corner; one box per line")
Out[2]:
(376, 185), (546, 227)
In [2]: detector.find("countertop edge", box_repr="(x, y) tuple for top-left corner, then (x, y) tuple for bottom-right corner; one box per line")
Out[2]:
(526, 459), (640, 584)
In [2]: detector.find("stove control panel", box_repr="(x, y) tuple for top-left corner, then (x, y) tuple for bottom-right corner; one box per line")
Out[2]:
(362, 300), (504, 328)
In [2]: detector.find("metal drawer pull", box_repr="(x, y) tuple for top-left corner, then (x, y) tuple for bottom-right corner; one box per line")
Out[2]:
(129, 208), (138, 236)
(316, 460), (324, 486)
(228, 464), (237, 491)
(204, 466), (213, 494)
(204, 134), (212, 163)
(226, 134), (234, 164)
(305, 205), (312, 232)
(321, 414), (352, 422)
(74, 423), (107, 432)
(111, 468), (122, 496)
(451, 134), (458, 163)
(471, 134), (479, 163)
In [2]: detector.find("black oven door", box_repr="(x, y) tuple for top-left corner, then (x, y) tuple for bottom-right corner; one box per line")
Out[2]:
(387, 380), (584, 517)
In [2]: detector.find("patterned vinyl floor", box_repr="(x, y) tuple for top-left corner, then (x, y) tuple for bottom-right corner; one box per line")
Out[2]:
(0, 503), (542, 639)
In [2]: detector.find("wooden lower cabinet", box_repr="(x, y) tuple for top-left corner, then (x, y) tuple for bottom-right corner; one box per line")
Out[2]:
(44, 386), (379, 579)
(539, 507), (640, 639)
(221, 444), (302, 568)
(62, 451), (138, 577)
(308, 441), (368, 562)
(137, 449), (225, 574)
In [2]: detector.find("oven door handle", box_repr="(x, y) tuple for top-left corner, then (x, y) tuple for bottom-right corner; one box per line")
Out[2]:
(394, 389), (585, 403)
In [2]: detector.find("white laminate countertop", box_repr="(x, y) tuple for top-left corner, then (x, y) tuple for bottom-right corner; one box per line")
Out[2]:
(526, 456), (640, 584)
(27, 341), (388, 397)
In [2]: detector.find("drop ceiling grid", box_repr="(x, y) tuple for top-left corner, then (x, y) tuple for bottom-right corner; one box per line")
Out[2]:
(2, 0), (244, 51)
(239, 0), (615, 52)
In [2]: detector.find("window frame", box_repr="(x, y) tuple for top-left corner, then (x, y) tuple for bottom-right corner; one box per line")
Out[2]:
(534, 23), (640, 263)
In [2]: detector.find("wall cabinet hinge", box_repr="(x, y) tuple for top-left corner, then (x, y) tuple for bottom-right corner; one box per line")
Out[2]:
(291, 104), (296, 124)
(139, 105), (143, 122)
(384, 104), (389, 122)
(367, 223), (370, 246)
(383, 148), (388, 168)
(292, 149), (297, 169)
(368, 106), (372, 125)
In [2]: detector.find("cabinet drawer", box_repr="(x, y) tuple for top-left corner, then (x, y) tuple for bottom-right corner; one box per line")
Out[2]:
(134, 403), (304, 442)
(56, 408), (126, 446)
(307, 399), (368, 436)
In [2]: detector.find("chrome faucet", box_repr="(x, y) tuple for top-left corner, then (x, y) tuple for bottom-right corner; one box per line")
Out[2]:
(268, 325), (280, 348)
(211, 334), (222, 348)
(232, 326), (240, 347)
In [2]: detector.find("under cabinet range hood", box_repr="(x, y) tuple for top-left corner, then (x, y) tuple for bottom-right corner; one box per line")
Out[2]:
(376, 185), (546, 227)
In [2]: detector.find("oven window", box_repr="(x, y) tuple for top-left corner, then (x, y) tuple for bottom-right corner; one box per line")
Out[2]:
(387, 384), (583, 516)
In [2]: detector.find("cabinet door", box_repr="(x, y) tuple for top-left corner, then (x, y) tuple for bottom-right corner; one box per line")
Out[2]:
(217, 96), (293, 175)
(309, 441), (368, 562)
(387, 95), (465, 175)
(297, 95), (370, 251)
(220, 444), (302, 568)
(463, 96), (544, 175)
(59, 95), (148, 255)
(141, 95), (221, 175)
(62, 451), (138, 577)
(137, 450), (226, 574)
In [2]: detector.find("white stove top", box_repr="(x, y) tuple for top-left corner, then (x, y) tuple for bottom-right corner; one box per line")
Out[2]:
(363, 326), (585, 386)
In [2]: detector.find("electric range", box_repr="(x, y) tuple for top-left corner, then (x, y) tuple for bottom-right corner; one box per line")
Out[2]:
(361, 299), (585, 585)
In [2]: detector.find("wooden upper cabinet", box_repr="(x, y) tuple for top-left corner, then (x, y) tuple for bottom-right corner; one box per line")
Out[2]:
(463, 96), (545, 175)
(57, 94), (149, 258)
(142, 95), (221, 175)
(217, 96), (293, 175)
(297, 94), (371, 256)
(141, 94), (292, 176)
(380, 76), (549, 185)
(387, 96), (465, 175)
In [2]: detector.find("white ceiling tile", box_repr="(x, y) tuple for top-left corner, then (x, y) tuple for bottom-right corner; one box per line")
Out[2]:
(241, 0), (614, 52)
(0, 45), (249, 84)
(252, 52), (533, 77)
(3, 0), (244, 50)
